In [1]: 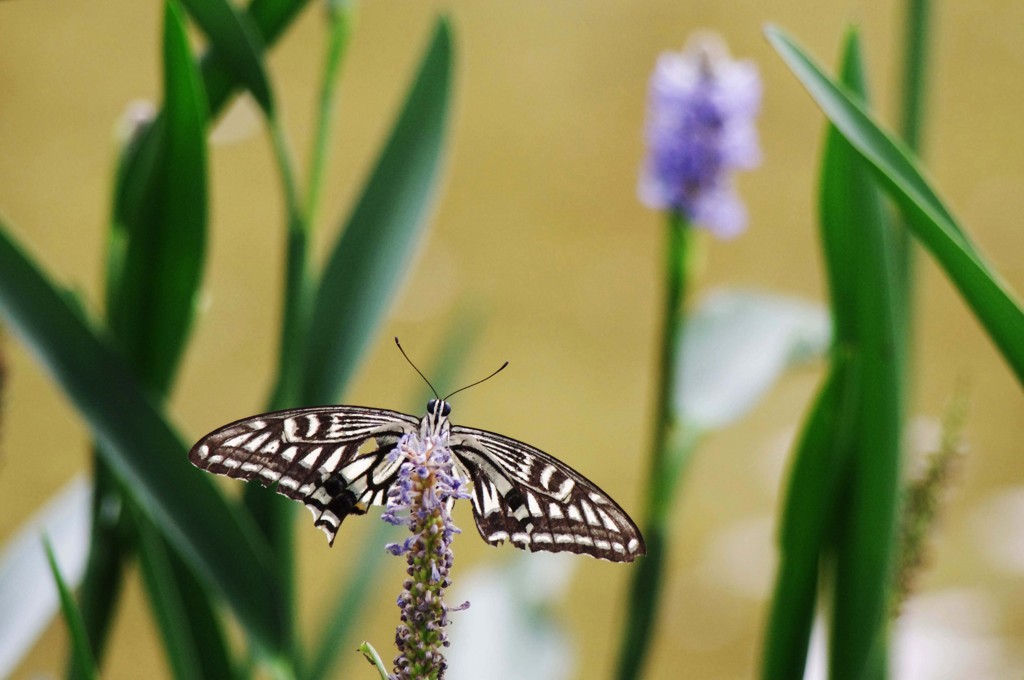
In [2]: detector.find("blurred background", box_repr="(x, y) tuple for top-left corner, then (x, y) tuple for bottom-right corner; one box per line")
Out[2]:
(1, 0), (1022, 677)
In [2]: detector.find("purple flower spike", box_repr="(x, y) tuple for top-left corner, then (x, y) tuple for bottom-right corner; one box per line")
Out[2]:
(638, 32), (762, 238)
(384, 433), (470, 679)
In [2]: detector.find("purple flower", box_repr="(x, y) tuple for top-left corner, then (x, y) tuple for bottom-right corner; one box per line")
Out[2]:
(638, 33), (762, 238)
(383, 434), (470, 679)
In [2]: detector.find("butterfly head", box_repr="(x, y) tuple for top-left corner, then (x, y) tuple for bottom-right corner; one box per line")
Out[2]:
(422, 399), (452, 438)
(427, 399), (452, 417)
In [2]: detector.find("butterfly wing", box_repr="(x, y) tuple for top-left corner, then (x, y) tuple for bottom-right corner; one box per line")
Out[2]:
(449, 426), (646, 563)
(189, 405), (419, 545)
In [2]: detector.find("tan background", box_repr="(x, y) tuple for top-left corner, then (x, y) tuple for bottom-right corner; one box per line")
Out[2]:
(2, 1), (1023, 678)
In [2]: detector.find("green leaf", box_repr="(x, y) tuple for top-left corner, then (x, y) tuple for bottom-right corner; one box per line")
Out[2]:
(765, 24), (1024, 387)
(72, 459), (131, 673)
(0, 477), (91, 678)
(0, 220), (287, 654)
(303, 17), (455, 404)
(43, 538), (99, 680)
(179, 0), (275, 114)
(133, 519), (205, 680)
(677, 290), (829, 432)
(105, 0), (311, 352)
(114, 0), (312, 272)
(761, 31), (904, 680)
(134, 511), (236, 680)
(103, 0), (309, 394)
(761, 361), (859, 680)
(108, 0), (208, 394)
(80, 3), (225, 672)
(198, 0), (312, 116)
(820, 33), (903, 680)
(10, 0), (309, 667)
(247, 0), (312, 51)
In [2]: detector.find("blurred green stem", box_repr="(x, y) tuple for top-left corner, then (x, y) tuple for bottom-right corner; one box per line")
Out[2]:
(270, 0), (357, 406)
(305, 1), (356, 231)
(616, 211), (695, 680)
(899, 0), (931, 155)
(248, 5), (358, 657)
(267, 114), (311, 409)
(892, 0), (932, 380)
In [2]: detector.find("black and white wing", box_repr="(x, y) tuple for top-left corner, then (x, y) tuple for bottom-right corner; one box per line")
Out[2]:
(189, 406), (419, 545)
(449, 426), (646, 563)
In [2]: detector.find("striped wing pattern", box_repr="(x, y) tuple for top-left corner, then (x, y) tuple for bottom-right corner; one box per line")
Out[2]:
(190, 405), (645, 563)
(450, 426), (646, 562)
(189, 406), (418, 545)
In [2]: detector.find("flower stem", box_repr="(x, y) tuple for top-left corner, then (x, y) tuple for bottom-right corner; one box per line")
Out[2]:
(384, 435), (469, 679)
(616, 211), (694, 680)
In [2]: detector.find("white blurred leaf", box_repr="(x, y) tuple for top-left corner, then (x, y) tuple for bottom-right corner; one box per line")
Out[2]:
(804, 590), (1021, 680)
(893, 590), (1017, 679)
(971, 487), (1024, 574)
(677, 289), (829, 431)
(446, 554), (576, 680)
(0, 475), (92, 677)
(697, 515), (775, 599)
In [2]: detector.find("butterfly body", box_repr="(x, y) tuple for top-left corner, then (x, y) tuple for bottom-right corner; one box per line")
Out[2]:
(190, 400), (646, 563)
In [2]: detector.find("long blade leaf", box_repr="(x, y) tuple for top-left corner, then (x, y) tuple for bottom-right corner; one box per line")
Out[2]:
(108, 0), (209, 394)
(179, 0), (275, 114)
(761, 362), (859, 680)
(0, 219), (287, 654)
(303, 17), (454, 404)
(43, 539), (99, 680)
(820, 33), (903, 679)
(761, 30), (904, 679)
(0, 476), (91, 678)
(79, 3), (226, 672)
(134, 511), (236, 680)
(765, 25), (1024, 387)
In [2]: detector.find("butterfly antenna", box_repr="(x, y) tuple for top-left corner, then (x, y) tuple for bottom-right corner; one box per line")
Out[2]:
(443, 360), (509, 401)
(395, 337), (440, 400)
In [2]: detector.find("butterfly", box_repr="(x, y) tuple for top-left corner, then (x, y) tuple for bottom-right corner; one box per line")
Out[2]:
(189, 345), (646, 563)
